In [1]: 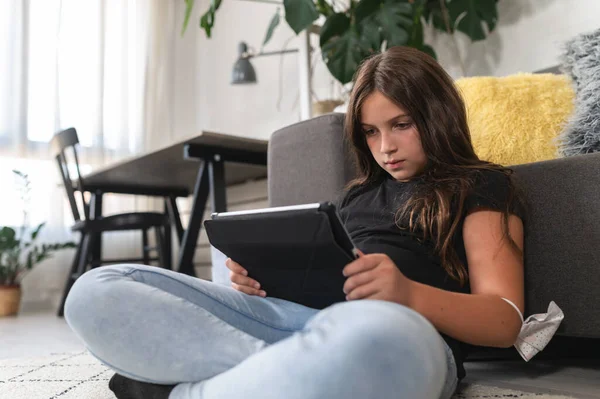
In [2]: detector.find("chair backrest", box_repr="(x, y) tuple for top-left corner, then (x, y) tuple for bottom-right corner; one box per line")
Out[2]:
(50, 128), (89, 222)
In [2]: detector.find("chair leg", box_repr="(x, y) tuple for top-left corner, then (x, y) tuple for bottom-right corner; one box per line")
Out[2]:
(163, 222), (172, 270)
(89, 232), (102, 269)
(57, 233), (90, 317)
(75, 234), (92, 277)
(155, 226), (166, 268)
(88, 232), (101, 269)
(142, 229), (150, 265)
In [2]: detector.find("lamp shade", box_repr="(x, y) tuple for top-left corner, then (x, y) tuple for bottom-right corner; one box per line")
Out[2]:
(231, 42), (257, 84)
(231, 58), (256, 84)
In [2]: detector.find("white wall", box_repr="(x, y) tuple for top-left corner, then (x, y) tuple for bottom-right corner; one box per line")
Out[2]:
(172, 1), (204, 142)
(190, 0), (600, 141)
(429, 0), (600, 78)
(193, 0), (345, 140)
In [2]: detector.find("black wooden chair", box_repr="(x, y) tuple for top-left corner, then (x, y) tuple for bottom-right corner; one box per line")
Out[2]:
(51, 128), (172, 316)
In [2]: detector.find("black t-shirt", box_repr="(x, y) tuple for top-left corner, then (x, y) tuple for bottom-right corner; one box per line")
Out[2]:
(336, 170), (524, 380)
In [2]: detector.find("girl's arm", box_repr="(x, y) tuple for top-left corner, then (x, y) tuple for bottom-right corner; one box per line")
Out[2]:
(408, 210), (525, 348)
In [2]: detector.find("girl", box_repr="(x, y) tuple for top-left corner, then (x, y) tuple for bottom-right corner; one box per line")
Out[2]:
(64, 46), (526, 399)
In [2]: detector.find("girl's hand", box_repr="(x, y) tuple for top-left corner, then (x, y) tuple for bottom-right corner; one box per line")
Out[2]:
(225, 258), (266, 297)
(342, 251), (413, 306)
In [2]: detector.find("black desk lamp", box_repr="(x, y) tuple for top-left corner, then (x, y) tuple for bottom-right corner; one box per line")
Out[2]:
(231, 41), (298, 84)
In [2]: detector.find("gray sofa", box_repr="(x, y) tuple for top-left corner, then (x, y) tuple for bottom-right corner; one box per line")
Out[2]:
(268, 113), (600, 397)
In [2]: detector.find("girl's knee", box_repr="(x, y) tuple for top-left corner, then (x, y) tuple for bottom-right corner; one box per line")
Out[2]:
(313, 300), (447, 372)
(64, 264), (140, 331)
(316, 300), (438, 343)
(304, 301), (448, 398)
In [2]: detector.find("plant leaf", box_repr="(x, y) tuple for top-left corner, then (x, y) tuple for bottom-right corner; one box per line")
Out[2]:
(319, 12), (350, 47)
(200, 10), (214, 37)
(200, 12), (215, 37)
(325, 0), (414, 82)
(0, 227), (18, 251)
(181, 0), (195, 36)
(12, 170), (26, 179)
(475, 0), (498, 32)
(321, 26), (371, 84)
(447, 0), (498, 41)
(354, 0), (381, 26)
(358, 18), (383, 53)
(420, 44), (437, 59)
(315, 0), (334, 17)
(200, 0), (223, 38)
(283, 0), (320, 35)
(422, 0), (450, 32)
(36, 250), (50, 263)
(405, 1), (436, 59)
(354, 0), (413, 51)
(408, 10), (425, 47)
(31, 222), (45, 241)
(0, 226), (16, 241)
(376, 0), (413, 48)
(263, 9), (281, 47)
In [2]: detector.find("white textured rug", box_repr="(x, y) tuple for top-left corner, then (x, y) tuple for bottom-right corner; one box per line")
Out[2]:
(0, 352), (113, 399)
(0, 351), (576, 399)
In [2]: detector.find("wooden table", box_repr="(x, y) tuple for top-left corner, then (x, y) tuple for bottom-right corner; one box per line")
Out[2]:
(82, 131), (268, 276)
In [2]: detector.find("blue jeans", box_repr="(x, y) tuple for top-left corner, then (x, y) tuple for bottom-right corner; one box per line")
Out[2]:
(64, 264), (458, 399)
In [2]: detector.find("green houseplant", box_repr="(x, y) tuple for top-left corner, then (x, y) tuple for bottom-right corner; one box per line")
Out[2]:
(182, 0), (499, 85)
(0, 170), (76, 316)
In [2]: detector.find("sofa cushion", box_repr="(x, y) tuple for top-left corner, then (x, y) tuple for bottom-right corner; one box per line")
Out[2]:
(557, 27), (600, 156)
(455, 73), (574, 166)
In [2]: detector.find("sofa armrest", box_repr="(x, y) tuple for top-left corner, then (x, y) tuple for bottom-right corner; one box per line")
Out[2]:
(268, 113), (354, 207)
(513, 153), (600, 338)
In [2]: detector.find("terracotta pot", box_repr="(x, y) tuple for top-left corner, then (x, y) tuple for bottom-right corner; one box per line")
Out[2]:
(0, 285), (21, 316)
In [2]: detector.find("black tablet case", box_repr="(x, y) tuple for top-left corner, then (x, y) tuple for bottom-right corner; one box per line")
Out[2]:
(204, 205), (354, 309)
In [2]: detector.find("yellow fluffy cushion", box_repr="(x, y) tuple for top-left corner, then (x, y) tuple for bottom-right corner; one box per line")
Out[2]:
(455, 73), (575, 166)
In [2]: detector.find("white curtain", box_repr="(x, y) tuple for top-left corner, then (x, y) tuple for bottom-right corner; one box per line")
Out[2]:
(0, 0), (179, 308)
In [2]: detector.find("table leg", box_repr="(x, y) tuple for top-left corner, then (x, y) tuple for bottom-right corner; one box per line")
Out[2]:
(166, 195), (184, 244)
(90, 191), (103, 267)
(163, 199), (173, 270)
(209, 158), (227, 212)
(177, 161), (210, 276)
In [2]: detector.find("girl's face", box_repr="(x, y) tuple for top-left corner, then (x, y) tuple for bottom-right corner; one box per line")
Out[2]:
(360, 90), (428, 182)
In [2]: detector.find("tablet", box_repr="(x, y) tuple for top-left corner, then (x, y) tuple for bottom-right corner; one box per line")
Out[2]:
(204, 202), (359, 309)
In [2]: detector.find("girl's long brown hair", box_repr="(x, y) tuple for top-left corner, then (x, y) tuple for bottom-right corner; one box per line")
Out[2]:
(344, 46), (525, 286)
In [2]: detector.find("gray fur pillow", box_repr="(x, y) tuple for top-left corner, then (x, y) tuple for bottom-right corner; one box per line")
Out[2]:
(557, 28), (600, 157)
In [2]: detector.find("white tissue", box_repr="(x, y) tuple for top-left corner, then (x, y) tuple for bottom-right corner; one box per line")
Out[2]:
(514, 301), (564, 361)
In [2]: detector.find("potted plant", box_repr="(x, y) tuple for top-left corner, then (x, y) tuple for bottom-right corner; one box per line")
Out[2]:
(182, 0), (499, 85)
(0, 170), (76, 316)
